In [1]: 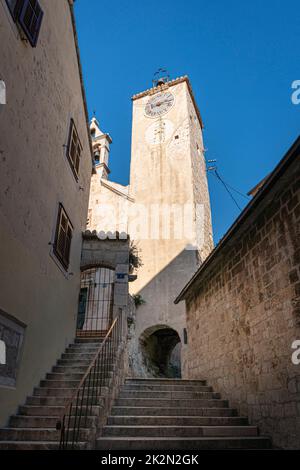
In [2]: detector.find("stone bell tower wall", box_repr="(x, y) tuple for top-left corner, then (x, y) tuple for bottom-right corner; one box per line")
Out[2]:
(128, 77), (213, 376)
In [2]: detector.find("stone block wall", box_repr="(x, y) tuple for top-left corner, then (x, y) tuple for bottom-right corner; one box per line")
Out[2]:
(184, 141), (300, 448)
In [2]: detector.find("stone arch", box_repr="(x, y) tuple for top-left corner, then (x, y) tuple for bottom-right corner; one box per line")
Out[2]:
(80, 261), (116, 272)
(139, 324), (182, 378)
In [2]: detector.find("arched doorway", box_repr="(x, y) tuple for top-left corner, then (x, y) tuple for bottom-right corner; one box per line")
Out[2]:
(76, 267), (114, 337)
(139, 325), (181, 378)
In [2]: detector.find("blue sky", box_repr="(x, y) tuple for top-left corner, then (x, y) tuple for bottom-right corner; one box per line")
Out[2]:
(74, 0), (299, 243)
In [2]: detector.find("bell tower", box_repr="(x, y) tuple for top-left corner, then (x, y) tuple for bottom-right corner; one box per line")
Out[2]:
(128, 75), (213, 376)
(90, 116), (112, 180)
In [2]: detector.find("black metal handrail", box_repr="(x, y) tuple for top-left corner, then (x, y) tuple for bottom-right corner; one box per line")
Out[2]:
(56, 312), (125, 449)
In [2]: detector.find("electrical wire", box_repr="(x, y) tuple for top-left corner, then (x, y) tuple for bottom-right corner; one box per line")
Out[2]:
(210, 169), (245, 211)
(214, 173), (251, 201)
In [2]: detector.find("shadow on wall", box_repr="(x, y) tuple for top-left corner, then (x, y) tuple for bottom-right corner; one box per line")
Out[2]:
(139, 325), (182, 378)
(128, 247), (201, 379)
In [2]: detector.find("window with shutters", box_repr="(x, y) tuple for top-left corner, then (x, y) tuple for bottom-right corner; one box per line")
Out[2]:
(53, 204), (73, 271)
(18, 0), (43, 47)
(5, 0), (22, 20)
(67, 119), (82, 181)
(6, 0), (43, 47)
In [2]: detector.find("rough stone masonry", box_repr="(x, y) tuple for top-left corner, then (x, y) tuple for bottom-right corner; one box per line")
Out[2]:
(176, 136), (300, 449)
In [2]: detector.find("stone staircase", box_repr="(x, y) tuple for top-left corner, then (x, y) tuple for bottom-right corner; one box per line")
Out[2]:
(0, 363), (272, 450)
(97, 378), (272, 450)
(0, 337), (110, 450)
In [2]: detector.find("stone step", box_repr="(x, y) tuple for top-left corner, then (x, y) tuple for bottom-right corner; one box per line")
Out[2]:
(103, 425), (259, 438)
(9, 415), (96, 428)
(33, 386), (108, 398)
(60, 353), (115, 363)
(56, 358), (95, 366)
(75, 337), (106, 344)
(56, 359), (115, 370)
(96, 436), (271, 450)
(34, 375), (108, 396)
(39, 380), (81, 389)
(115, 398), (229, 408)
(119, 390), (220, 399)
(123, 384), (213, 392)
(34, 387), (79, 397)
(26, 396), (71, 406)
(26, 395), (104, 406)
(111, 406), (237, 417)
(46, 372), (85, 381)
(61, 353), (98, 361)
(107, 416), (249, 426)
(40, 378), (112, 389)
(0, 427), (90, 442)
(46, 364), (114, 380)
(52, 365), (89, 374)
(19, 405), (102, 417)
(70, 341), (102, 347)
(0, 441), (65, 450)
(65, 347), (100, 354)
(126, 378), (207, 386)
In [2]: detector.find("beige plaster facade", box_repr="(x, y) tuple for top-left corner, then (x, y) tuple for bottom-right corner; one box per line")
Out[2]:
(129, 78), (213, 374)
(0, 0), (92, 425)
(87, 76), (213, 376)
(87, 118), (131, 236)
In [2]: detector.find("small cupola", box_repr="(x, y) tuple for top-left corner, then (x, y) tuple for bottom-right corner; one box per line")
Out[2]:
(89, 116), (112, 180)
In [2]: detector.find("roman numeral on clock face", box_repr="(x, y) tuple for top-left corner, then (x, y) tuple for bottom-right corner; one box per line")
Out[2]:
(145, 92), (175, 117)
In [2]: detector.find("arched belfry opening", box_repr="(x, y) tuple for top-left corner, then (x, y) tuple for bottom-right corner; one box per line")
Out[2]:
(139, 325), (181, 378)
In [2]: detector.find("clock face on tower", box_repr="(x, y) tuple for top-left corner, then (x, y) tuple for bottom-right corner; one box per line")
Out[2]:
(145, 91), (175, 117)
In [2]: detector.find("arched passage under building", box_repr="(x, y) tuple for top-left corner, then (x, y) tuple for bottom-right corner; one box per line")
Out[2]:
(139, 325), (182, 378)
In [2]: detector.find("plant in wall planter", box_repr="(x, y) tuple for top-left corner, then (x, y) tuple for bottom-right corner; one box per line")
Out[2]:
(133, 294), (146, 308)
(129, 241), (143, 274)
